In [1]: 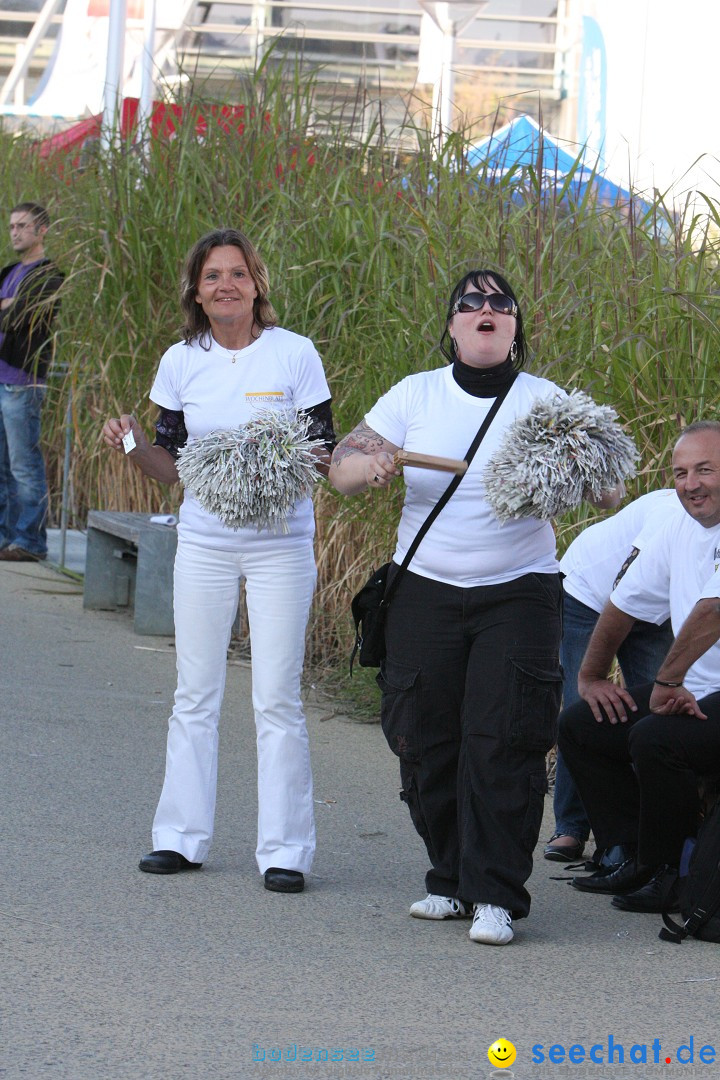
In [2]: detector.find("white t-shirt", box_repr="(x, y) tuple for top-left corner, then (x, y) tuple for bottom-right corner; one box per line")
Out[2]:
(560, 489), (683, 612)
(150, 327), (330, 549)
(611, 512), (720, 697)
(364, 366), (564, 587)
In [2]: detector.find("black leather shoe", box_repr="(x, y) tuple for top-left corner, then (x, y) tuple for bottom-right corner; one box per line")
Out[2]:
(264, 867), (305, 893)
(138, 849), (203, 874)
(612, 866), (680, 913)
(544, 834), (586, 862)
(571, 858), (653, 895)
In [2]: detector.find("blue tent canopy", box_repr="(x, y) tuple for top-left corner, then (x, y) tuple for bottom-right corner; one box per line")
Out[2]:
(466, 114), (636, 207)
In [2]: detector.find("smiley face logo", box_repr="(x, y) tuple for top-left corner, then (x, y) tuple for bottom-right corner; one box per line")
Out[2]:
(488, 1039), (516, 1068)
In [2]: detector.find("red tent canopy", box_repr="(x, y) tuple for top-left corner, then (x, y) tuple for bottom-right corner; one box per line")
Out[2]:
(37, 97), (252, 158)
(36, 98), (315, 178)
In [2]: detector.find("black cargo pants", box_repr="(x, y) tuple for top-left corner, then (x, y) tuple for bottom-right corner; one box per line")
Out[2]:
(378, 566), (563, 919)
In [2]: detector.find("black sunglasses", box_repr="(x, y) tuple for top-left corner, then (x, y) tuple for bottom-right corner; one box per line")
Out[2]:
(451, 291), (518, 318)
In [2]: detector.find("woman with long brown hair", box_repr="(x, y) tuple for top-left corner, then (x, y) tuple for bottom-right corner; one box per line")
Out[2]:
(103, 228), (335, 893)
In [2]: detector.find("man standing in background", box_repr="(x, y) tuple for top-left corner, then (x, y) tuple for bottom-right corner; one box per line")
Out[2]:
(0, 202), (63, 561)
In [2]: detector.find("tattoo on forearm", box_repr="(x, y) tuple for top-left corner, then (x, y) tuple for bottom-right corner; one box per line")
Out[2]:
(332, 444), (363, 465)
(332, 421), (386, 465)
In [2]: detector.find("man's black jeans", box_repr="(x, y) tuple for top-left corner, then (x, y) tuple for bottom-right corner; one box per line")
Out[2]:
(559, 685), (720, 866)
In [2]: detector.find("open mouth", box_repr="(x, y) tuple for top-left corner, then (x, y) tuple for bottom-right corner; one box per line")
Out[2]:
(478, 320), (495, 333)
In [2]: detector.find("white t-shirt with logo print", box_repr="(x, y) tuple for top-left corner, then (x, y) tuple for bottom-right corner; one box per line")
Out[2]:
(560, 489), (683, 613)
(610, 511), (720, 697)
(150, 327), (330, 549)
(364, 365), (566, 587)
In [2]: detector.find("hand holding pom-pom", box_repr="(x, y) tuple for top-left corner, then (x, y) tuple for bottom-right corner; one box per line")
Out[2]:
(483, 390), (639, 523)
(176, 408), (324, 533)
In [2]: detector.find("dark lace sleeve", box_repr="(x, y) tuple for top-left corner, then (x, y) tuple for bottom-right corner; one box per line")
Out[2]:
(299, 398), (336, 453)
(153, 407), (188, 460)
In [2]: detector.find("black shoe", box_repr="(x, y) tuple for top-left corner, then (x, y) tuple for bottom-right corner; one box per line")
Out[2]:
(138, 849), (203, 874)
(571, 857), (653, 895)
(264, 867), (305, 893)
(544, 833), (586, 862)
(612, 866), (680, 913)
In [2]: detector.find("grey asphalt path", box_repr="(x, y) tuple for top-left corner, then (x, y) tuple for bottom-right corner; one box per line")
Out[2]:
(2, 561), (718, 1080)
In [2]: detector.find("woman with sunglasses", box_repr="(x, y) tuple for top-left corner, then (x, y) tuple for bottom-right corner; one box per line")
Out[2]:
(329, 269), (619, 945)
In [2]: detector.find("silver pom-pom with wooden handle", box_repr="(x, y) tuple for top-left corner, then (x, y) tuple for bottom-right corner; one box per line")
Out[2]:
(176, 408), (324, 533)
(483, 390), (639, 523)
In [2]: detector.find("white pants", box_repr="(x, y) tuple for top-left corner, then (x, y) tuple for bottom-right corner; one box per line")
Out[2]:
(152, 535), (317, 873)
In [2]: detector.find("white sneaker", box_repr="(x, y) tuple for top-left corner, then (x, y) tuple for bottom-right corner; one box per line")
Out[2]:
(409, 893), (471, 920)
(469, 903), (514, 945)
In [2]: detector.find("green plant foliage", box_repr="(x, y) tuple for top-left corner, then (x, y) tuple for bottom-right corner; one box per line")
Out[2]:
(2, 61), (719, 676)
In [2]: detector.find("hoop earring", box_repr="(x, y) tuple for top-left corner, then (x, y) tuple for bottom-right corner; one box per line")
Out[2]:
(510, 340), (518, 364)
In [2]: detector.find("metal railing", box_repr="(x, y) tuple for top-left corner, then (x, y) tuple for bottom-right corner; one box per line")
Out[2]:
(0, 0), (569, 112)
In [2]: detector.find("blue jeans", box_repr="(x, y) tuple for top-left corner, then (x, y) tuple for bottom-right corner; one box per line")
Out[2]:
(0, 384), (48, 556)
(554, 590), (674, 841)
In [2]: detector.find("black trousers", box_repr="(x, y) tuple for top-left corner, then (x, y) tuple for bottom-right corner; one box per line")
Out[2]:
(378, 567), (563, 919)
(558, 685), (720, 866)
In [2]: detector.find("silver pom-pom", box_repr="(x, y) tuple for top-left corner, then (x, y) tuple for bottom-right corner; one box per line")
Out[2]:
(483, 390), (639, 523)
(176, 408), (323, 532)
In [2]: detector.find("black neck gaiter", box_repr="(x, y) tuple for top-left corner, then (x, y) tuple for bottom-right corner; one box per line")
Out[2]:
(451, 356), (516, 398)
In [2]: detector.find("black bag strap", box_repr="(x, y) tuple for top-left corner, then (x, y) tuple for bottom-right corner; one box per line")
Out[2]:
(659, 807), (720, 944)
(661, 866), (720, 943)
(659, 870), (690, 943)
(659, 910), (688, 943)
(381, 373), (517, 611)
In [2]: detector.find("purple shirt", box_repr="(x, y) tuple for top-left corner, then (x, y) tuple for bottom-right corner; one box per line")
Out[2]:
(0, 260), (44, 385)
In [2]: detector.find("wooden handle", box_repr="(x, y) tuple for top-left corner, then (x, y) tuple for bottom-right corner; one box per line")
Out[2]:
(394, 450), (468, 475)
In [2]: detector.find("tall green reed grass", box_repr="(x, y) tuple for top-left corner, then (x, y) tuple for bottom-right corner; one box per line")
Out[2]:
(1, 63), (719, 670)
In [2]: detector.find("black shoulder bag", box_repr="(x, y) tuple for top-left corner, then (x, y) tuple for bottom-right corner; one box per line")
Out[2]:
(659, 795), (720, 945)
(349, 376), (516, 673)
